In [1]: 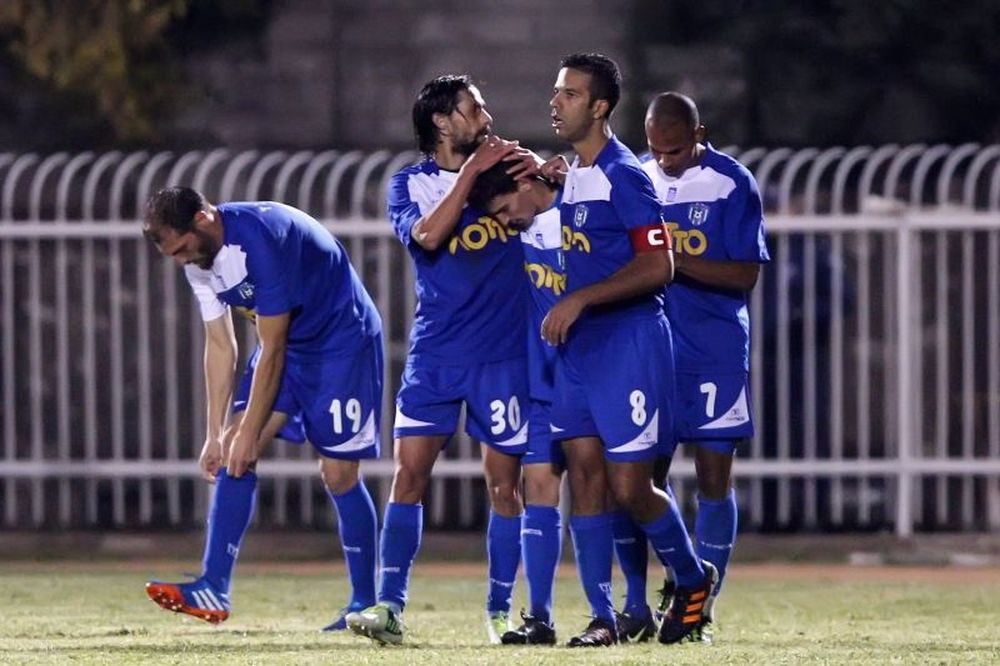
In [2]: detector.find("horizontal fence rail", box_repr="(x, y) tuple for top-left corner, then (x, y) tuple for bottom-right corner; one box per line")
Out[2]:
(1, 145), (999, 535)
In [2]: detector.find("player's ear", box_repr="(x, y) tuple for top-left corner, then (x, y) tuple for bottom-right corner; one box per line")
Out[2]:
(695, 124), (706, 143)
(432, 112), (450, 137)
(592, 99), (609, 121)
(517, 179), (532, 193)
(192, 209), (212, 230)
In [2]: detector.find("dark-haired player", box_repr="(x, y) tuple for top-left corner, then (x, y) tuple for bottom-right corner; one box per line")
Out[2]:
(545, 53), (717, 647)
(642, 92), (769, 643)
(142, 188), (383, 631)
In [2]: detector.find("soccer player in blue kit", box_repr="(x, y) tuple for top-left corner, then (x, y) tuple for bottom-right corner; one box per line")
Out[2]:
(141, 188), (384, 630)
(544, 53), (717, 647)
(468, 163), (565, 645)
(642, 92), (770, 642)
(346, 76), (534, 645)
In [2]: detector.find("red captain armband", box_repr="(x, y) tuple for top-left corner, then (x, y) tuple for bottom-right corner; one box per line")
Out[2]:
(629, 222), (673, 253)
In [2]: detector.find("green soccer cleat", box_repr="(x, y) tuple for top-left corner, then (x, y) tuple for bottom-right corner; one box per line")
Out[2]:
(345, 602), (405, 645)
(485, 610), (511, 645)
(682, 617), (714, 644)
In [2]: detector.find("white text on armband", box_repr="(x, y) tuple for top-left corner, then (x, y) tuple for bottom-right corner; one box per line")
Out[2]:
(629, 222), (673, 253)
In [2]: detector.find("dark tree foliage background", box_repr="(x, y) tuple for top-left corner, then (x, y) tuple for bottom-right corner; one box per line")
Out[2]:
(0, 0), (272, 150)
(632, 0), (1000, 146)
(0, 0), (996, 149)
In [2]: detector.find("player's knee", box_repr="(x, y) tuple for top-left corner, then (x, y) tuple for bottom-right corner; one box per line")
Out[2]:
(318, 459), (359, 495)
(524, 471), (560, 507)
(697, 475), (731, 501)
(391, 462), (430, 503)
(487, 481), (522, 516)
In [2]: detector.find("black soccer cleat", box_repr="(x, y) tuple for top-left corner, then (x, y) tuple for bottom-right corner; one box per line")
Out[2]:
(654, 577), (676, 623)
(566, 617), (618, 647)
(615, 609), (656, 643)
(500, 610), (557, 645)
(657, 561), (718, 645)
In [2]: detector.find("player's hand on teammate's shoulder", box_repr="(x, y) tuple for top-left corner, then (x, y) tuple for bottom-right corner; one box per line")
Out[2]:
(539, 154), (569, 186)
(198, 437), (224, 483)
(541, 293), (586, 346)
(462, 135), (519, 176)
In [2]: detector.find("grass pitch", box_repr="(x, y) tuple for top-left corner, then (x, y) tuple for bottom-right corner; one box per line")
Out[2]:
(0, 562), (997, 665)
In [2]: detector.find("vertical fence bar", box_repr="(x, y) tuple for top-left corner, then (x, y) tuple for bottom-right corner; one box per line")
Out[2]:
(55, 153), (94, 525)
(2, 154), (39, 525)
(895, 215), (915, 537)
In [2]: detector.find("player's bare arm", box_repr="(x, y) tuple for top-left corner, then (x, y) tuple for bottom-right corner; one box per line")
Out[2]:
(200, 312), (238, 482)
(674, 253), (760, 292)
(411, 137), (519, 251)
(541, 249), (673, 345)
(227, 312), (289, 477)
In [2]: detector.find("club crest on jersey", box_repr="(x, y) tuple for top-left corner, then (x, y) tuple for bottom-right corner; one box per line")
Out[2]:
(237, 281), (255, 300)
(573, 204), (588, 228)
(688, 202), (710, 226)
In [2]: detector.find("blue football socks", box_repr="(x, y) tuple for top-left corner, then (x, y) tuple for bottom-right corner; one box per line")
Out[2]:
(569, 513), (616, 624)
(377, 502), (422, 612)
(201, 468), (257, 594)
(695, 490), (738, 594)
(327, 480), (378, 609)
(611, 510), (650, 618)
(522, 504), (562, 622)
(486, 511), (522, 613)
(640, 489), (705, 589)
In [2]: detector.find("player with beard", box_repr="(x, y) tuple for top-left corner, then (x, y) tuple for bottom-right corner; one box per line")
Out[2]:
(142, 188), (384, 630)
(347, 75), (536, 645)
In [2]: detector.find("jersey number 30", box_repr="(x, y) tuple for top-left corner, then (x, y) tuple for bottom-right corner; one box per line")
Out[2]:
(489, 397), (521, 435)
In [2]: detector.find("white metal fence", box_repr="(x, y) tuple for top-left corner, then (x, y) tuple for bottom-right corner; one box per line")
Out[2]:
(1, 145), (998, 536)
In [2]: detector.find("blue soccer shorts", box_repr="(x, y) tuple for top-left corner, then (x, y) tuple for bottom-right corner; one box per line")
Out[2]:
(522, 398), (565, 468)
(550, 315), (676, 462)
(232, 335), (383, 460)
(394, 356), (529, 455)
(675, 370), (754, 454)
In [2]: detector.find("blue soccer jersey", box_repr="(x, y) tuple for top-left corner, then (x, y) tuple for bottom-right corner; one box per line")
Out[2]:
(641, 143), (770, 373)
(184, 202), (382, 361)
(387, 160), (527, 364)
(523, 202), (563, 403)
(560, 136), (665, 324)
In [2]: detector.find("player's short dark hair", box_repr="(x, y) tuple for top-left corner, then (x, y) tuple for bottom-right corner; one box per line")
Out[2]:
(647, 92), (700, 130)
(413, 74), (474, 155)
(560, 52), (621, 118)
(143, 186), (207, 238)
(467, 161), (520, 212)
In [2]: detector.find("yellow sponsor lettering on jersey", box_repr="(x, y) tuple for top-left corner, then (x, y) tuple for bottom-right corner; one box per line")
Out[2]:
(524, 261), (567, 296)
(232, 306), (257, 322)
(665, 222), (708, 256)
(561, 225), (591, 254)
(448, 216), (514, 254)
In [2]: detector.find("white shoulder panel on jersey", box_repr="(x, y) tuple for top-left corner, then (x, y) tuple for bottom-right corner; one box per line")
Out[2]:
(183, 243), (250, 321)
(521, 207), (562, 250)
(406, 170), (457, 216)
(563, 164), (612, 204)
(184, 267), (227, 321)
(642, 161), (737, 206)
